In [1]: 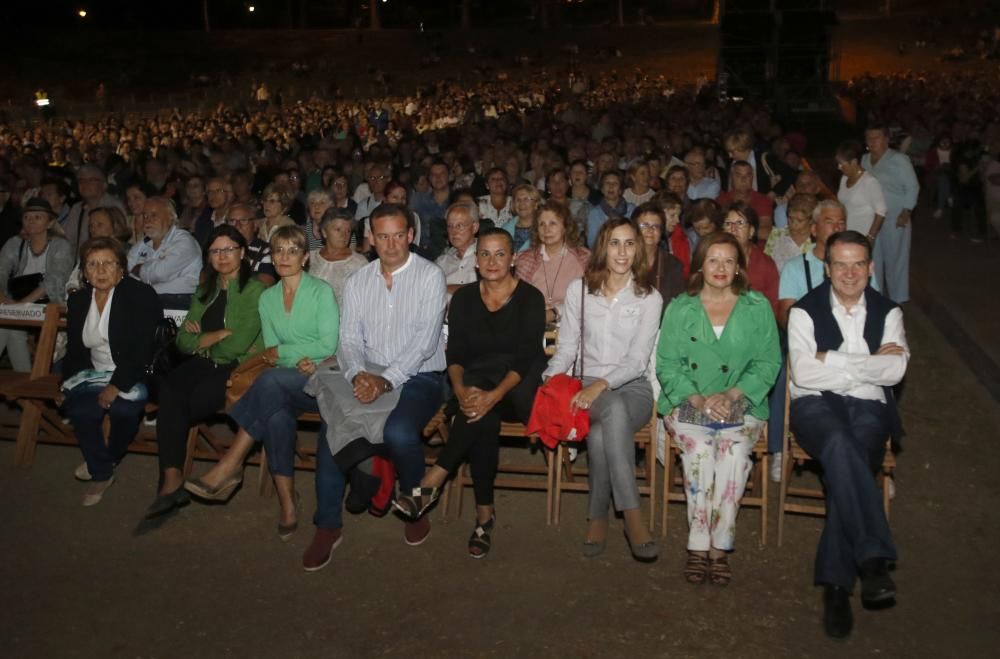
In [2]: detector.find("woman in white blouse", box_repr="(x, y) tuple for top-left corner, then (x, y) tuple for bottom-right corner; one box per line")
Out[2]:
(542, 217), (663, 562)
(62, 238), (162, 506)
(836, 140), (887, 242)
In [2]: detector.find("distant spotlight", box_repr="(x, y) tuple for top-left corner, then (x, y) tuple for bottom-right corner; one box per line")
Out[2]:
(77, 9), (87, 18)
(35, 98), (50, 108)
(248, 5), (255, 12)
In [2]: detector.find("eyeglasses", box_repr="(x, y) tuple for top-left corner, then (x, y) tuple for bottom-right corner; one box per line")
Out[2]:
(85, 260), (119, 272)
(272, 246), (303, 256)
(368, 175), (388, 182)
(208, 246), (241, 257)
(637, 222), (661, 231)
(723, 219), (748, 230)
(263, 198), (282, 204)
(228, 217), (255, 226)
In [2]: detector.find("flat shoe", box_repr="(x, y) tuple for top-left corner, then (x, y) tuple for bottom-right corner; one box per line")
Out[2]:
(144, 487), (191, 519)
(581, 539), (607, 558)
(74, 462), (92, 482)
(624, 530), (658, 563)
(184, 473), (243, 502)
(82, 476), (115, 507)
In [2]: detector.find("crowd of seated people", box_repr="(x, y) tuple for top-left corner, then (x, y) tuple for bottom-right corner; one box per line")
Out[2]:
(0, 71), (926, 640)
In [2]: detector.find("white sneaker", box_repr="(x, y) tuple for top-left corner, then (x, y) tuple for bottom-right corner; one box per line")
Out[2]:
(74, 462), (92, 482)
(887, 478), (896, 500)
(769, 452), (783, 483)
(143, 415), (157, 427)
(568, 447), (579, 462)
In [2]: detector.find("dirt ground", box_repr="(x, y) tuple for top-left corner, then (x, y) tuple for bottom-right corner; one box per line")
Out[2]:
(2, 222), (999, 659)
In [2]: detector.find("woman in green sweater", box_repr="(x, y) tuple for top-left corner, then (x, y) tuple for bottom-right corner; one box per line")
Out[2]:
(146, 224), (266, 518)
(657, 231), (780, 586)
(186, 226), (339, 540)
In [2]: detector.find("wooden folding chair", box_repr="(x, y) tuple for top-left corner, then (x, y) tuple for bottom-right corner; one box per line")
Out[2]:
(660, 421), (769, 543)
(551, 400), (659, 533)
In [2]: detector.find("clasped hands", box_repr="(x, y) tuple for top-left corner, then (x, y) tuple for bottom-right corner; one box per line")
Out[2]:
(569, 380), (608, 413)
(456, 385), (500, 423)
(352, 371), (392, 404)
(688, 388), (743, 423)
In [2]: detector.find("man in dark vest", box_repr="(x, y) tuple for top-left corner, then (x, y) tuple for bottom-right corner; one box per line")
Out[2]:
(787, 230), (909, 640)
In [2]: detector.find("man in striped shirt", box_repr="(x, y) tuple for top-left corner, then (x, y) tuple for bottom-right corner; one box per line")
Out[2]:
(304, 203), (447, 569)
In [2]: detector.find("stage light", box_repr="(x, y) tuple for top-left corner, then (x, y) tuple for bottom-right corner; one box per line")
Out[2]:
(77, 9), (87, 18)
(248, 5), (255, 12)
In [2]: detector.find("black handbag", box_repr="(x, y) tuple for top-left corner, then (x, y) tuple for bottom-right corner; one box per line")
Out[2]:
(146, 316), (183, 377)
(6, 240), (48, 302)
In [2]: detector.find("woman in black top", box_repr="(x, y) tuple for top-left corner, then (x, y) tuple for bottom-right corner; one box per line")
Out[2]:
(394, 228), (546, 558)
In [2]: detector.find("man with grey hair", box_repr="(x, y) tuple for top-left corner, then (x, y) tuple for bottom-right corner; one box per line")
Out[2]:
(64, 164), (126, 255)
(435, 202), (480, 296)
(127, 197), (202, 310)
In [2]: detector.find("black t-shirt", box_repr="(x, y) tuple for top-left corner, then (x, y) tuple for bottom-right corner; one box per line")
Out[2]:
(201, 289), (227, 333)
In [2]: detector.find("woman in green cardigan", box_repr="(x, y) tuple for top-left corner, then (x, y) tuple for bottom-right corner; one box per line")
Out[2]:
(186, 225), (339, 540)
(656, 231), (780, 586)
(146, 224), (267, 518)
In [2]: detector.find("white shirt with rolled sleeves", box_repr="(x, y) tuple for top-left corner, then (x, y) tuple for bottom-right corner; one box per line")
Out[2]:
(788, 290), (909, 402)
(126, 225), (201, 296)
(543, 277), (663, 389)
(434, 241), (477, 287)
(337, 252), (447, 390)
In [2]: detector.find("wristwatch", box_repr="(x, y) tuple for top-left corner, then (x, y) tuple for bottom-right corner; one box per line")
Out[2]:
(382, 378), (394, 393)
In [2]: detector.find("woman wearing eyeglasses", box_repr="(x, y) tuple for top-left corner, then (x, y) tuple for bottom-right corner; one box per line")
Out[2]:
(144, 224), (267, 519)
(722, 201), (780, 319)
(258, 182), (296, 241)
(63, 237), (162, 507)
(186, 225), (338, 540)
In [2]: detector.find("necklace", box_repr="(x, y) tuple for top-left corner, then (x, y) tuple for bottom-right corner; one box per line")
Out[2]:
(540, 246), (567, 306)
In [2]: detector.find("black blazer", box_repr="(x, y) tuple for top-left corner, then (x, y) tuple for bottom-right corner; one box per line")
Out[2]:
(64, 276), (163, 392)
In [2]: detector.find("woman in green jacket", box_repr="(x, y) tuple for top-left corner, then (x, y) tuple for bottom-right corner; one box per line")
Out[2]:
(186, 225), (339, 540)
(146, 224), (267, 518)
(656, 231), (780, 586)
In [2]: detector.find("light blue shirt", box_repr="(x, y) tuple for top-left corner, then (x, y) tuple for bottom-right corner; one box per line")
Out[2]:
(688, 177), (721, 200)
(861, 149), (919, 223)
(586, 201), (635, 247)
(126, 225), (201, 296)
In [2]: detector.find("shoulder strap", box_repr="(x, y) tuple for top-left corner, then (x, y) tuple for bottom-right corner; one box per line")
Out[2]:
(573, 280), (585, 380)
(803, 253), (813, 292)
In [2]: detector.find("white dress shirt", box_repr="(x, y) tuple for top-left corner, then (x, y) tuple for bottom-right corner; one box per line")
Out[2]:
(543, 277), (663, 389)
(788, 290), (909, 402)
(82, 287), (116, 372)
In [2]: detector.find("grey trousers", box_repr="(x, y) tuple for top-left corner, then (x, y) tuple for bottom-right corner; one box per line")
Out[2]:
(584, 376), (654, 520)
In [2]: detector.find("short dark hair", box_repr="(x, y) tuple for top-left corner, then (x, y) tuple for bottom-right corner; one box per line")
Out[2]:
(724, 200), (760, 242)
(370, 202), (415, 231)
(631, 202), (665, 227)
(685, 198), (722, 230)
(824, 230), (872, 265)
(835, 140), (864, 164)
(477, 226), (514, 251)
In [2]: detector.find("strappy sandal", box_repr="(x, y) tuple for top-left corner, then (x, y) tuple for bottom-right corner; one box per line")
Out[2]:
(392, 486), (441, 521)
(468, 515), (495, 559)
(684, 552), (710, 585)
(709, 554), (733, 586)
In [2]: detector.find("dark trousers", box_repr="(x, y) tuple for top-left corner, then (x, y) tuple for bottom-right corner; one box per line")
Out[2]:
(66, 387), (147, 482)
(790, 395), (897, 591)
(435, 360), (544, 507)
(155, 356), (234, 472)
(382, 371), (446, 491)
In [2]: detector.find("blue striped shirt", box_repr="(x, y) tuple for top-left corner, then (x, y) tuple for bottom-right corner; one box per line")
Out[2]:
(338, 252), (447, 388)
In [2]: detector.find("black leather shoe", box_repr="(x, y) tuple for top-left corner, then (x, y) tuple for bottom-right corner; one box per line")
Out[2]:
(860, 558), (897, 606)
(144, 487), (191, 519)
(345, 469), (381, 515)
(823, 585), (853, 640)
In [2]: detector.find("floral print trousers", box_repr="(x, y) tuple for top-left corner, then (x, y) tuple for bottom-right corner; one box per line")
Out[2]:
(667, 412), (765, 552)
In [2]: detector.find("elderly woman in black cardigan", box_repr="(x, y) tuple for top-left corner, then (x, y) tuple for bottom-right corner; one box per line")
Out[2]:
(63, 237), (162, 506)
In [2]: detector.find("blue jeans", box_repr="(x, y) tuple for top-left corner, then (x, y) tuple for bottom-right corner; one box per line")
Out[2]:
(382, 371), (446, 491)
(228, 368), (319, 477)
(313, 370), (445, 529)
(65, 385), (147, 482)
(314, 421), (345, 530)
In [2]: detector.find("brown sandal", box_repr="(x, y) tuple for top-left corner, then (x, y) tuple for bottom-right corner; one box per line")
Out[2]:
(684, 552), (710, 584)
(709, 554), (732, 586)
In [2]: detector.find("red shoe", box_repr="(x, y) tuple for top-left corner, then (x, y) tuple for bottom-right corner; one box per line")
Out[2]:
(302, 528), (343, 572)
(403, 515), (431, 546)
